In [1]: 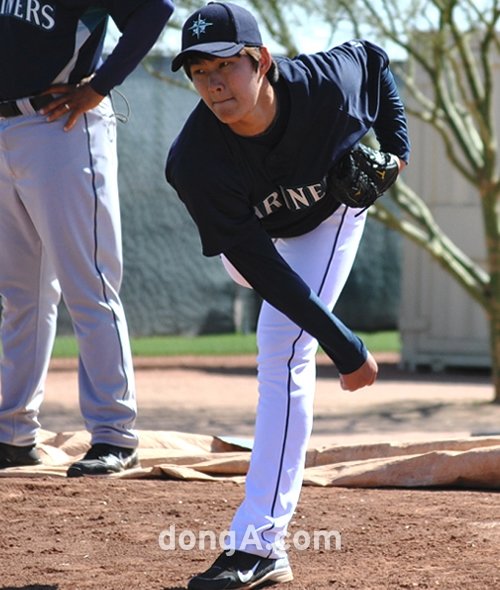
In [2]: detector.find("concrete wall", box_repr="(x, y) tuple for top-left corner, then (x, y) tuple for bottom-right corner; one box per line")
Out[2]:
(398, 57), (497, 369)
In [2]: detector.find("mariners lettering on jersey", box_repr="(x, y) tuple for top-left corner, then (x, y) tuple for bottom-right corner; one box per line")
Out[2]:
(254, 179), (326, 219)
(0, 0), (55, 30)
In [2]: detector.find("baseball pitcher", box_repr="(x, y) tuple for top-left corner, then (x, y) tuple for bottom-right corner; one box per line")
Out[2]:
(166, 2), (410, 589)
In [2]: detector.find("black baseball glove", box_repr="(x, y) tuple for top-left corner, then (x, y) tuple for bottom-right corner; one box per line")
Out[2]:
(327, 144), (400, 209)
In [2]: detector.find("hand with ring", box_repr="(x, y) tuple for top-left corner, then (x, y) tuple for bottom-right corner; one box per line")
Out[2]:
(40, 81), (105, 131)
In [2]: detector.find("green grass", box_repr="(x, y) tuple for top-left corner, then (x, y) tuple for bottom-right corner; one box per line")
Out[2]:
(51, 330), (400, 358)
(354, 330), (400, 353)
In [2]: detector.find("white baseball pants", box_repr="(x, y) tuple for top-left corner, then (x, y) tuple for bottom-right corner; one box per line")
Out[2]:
(0, 98), (137, 448)
(221, 205), (367, 558)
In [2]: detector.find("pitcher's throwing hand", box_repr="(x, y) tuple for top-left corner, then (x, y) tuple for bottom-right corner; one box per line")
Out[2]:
(340, 351), (379, 391)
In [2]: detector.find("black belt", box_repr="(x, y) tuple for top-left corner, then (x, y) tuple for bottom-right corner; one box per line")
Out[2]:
(0, 94), (55, 118)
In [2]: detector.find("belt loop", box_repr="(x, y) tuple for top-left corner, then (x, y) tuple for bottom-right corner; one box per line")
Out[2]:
(16, 97), (37, 116)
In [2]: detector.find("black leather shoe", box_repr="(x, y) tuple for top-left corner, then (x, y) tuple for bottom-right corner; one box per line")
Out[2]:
(0, 442), (42, 469)
(66, 443), (139, 477)
(187, 550), (293, 590)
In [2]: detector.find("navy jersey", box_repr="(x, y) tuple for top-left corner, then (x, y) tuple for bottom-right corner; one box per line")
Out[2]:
(0, 0), (174, 100)
(166, 40), (410, 258)
(166, 40), (410, 373)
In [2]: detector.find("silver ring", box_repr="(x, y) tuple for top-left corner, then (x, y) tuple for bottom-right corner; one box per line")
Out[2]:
(64, 103), (70, 111)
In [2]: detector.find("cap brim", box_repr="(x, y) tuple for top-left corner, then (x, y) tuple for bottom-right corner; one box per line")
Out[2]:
(171, 41), (245, 72)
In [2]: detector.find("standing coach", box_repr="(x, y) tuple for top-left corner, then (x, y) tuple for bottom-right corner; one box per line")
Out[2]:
(0, 0), (174, 476)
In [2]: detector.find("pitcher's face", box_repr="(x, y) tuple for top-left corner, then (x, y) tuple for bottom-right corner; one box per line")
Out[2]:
(189, 49), (275, 136)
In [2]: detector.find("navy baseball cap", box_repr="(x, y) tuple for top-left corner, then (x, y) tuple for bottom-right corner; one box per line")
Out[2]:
(171, 2), (263, 72)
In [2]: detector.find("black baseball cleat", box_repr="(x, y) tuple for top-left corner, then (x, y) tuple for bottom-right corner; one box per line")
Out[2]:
(0, 442), (42, 469)
(187, 549), (293, 590)
(66, 443), (139, 477)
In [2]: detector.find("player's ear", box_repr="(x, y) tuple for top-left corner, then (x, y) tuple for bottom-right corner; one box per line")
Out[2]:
(258, 47), (273, 76)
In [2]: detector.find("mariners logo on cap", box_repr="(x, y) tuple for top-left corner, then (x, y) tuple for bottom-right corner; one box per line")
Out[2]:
(188, 14), (214, 39)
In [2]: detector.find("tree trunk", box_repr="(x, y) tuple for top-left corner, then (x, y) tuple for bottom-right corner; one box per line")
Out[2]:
(480, 179), (500, 402)
(492, 305), (500, 403)
(488, 215), (500, 402)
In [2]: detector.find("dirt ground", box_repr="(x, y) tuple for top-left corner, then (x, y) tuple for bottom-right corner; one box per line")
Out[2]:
(1, 353), (500, 590)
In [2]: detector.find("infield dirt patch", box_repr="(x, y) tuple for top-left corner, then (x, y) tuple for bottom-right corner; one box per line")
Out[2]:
(1, 354), (499, 590)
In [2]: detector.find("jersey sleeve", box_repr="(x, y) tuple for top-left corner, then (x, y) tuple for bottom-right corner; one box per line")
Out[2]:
(170, 175), (261, 257)
(348, 40), (410, 162)
(90, 0), (174, 96)
(299, 40), (410, 164)
(166, 117), (264, 257)
(372, 66), (410, 163)
(224, 230), (368, 374)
